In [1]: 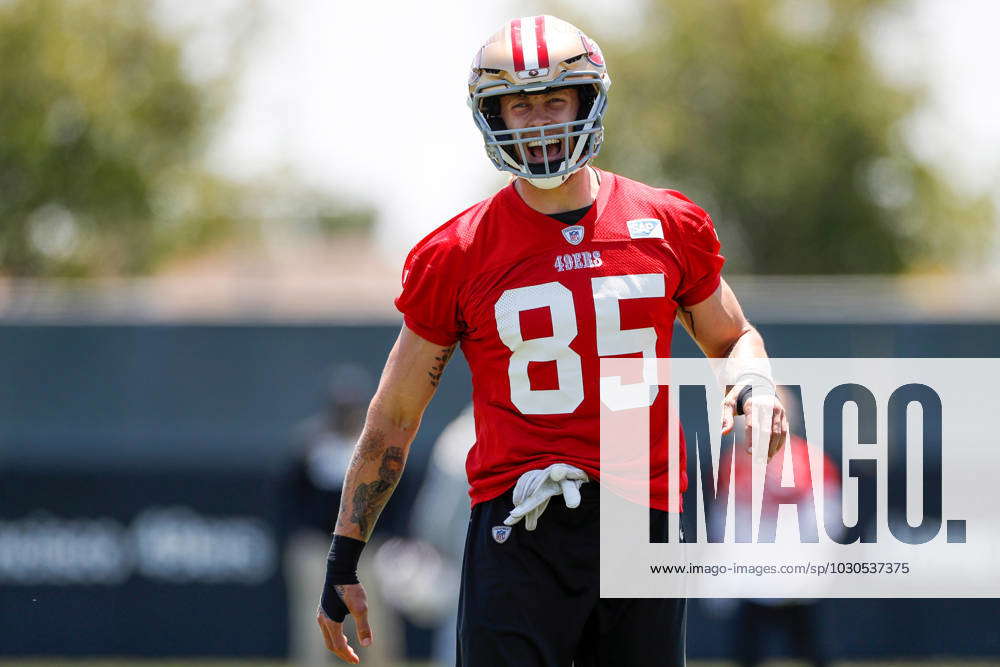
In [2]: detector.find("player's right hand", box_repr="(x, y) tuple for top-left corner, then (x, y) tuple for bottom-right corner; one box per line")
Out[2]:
(720, 384), (787, 463)
(317, 582), (372, 664)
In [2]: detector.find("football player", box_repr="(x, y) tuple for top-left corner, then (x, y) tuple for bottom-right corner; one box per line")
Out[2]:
(316, 15), (788, 666)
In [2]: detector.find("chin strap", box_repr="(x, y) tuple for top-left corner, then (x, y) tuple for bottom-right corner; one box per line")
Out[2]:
(525, 170), (575, 189)
(525, 162), (596, 190)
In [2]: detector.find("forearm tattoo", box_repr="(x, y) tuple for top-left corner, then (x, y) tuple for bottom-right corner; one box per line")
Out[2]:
(351, 428), (386, 466)
(348, 446), (405, 539)
(428, 344), (456, 387)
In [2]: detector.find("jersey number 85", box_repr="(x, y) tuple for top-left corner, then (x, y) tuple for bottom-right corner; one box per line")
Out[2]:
(494, 273), (664, 415)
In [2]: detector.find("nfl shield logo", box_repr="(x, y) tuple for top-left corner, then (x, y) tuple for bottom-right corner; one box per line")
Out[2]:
(492, 525), (512, 543)
(562, 225), (585, 245)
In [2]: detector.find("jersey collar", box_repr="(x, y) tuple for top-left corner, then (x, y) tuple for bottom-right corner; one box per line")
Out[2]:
(503, 168), (613, 230)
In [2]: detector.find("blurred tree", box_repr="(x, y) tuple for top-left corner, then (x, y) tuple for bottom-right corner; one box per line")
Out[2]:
(570, 0), (994, 273)
(0, 0), (231, 276)
(0, 0), (371, 278)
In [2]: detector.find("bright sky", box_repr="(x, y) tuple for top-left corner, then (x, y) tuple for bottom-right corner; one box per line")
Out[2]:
(168, 0), (1000, 268)
(201, 0), (519, 260)
(866, 0), (1000, 197)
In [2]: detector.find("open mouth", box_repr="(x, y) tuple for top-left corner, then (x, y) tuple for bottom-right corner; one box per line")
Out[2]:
(525, 138), (565, 164)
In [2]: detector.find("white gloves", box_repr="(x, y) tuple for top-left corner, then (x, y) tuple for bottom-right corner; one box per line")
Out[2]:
(503, 463), (589, 531)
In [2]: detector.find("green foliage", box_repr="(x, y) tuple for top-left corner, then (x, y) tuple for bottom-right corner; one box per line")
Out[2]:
(0, 0), (245, 276)
(572, 0), (994, 273)
(316, 208), (376, 236)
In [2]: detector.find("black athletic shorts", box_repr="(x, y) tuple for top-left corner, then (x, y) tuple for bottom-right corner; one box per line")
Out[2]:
(457, 482), (686, 667)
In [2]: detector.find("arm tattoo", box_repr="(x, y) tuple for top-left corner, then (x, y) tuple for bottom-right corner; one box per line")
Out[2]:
(351, 428), (386, 466)
(348, 446), (405, 539)
(428, 344), (456, 387)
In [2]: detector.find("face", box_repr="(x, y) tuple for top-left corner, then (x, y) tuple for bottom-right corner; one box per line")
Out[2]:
(498, 87), (581, 165)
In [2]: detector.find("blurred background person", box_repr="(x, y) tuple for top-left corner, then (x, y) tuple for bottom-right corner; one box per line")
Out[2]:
(373, 404), (476, 667)
(284, 363), (402, 666)
(706, 387), (843, 667)
(288, 363), (372, 536)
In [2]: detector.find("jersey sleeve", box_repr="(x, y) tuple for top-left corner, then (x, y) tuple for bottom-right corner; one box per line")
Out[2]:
(394, 234), (464, 346)
(672, 199), (725, 307)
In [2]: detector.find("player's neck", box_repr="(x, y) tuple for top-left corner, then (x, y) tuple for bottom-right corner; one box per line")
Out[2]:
(514, 166), (599, 216)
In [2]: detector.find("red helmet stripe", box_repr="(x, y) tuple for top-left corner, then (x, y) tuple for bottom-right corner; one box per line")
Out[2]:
(534, 16), (549, 69)
(510, 18), (526, 72)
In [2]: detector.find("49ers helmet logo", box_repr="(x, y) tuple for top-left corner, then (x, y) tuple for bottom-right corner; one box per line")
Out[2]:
(468, 47), (484, 86)
(580, 33), (604, 66)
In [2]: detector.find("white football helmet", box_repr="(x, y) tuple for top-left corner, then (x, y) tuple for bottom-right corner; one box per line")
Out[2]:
(468, 15), (612, 189)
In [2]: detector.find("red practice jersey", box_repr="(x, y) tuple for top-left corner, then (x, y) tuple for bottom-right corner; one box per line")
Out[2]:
(395, 169), (725, 509)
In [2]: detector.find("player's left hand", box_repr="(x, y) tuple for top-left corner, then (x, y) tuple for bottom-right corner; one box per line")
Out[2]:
(721, 386), (788, 462)
(504, 463), (588, 531)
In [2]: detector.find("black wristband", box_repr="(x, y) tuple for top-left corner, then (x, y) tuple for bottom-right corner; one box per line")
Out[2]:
(320, 535), (366, 623)
(734, 384), (754, 416)
(326, 534), (365, 585)
(320, 577), (350, 622)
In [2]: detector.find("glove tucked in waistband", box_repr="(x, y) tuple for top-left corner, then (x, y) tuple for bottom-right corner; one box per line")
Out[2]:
(503, 463), (589, 531)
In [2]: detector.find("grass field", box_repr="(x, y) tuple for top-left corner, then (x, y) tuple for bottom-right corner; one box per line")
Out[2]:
(3, 661), (998, 667)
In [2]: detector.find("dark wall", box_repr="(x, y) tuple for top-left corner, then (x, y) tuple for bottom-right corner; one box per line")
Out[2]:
(0, 323), (472, 657)
(0, 324), (471, 471)
(0, 322), (998, 657)
(0, 469), (288, 656)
